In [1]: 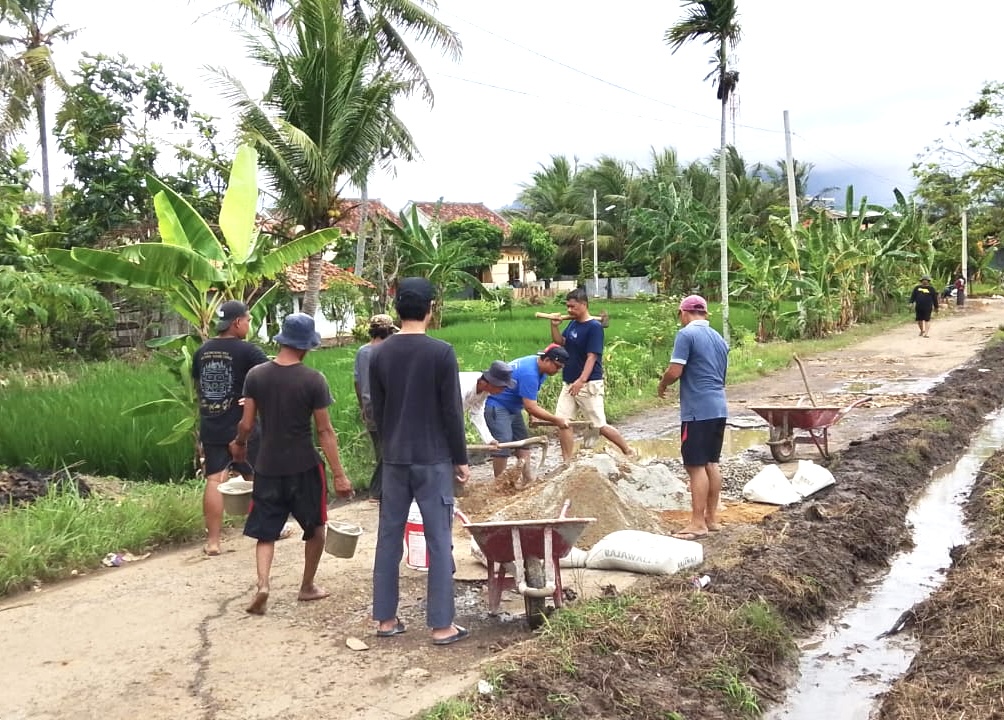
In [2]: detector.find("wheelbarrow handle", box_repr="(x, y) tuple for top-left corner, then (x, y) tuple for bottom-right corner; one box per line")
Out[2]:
(467, 436), (548, 452)
(838, 396), (873, 418)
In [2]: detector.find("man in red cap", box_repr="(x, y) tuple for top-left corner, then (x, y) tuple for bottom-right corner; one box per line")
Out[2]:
(657, 295), (729, 540)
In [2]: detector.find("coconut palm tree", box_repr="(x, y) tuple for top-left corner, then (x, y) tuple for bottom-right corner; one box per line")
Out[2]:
(0, 0), (76, 222)
(219, 0), (417, 317)
(240, 0), (461, 278)
(666, 0), (741, 344)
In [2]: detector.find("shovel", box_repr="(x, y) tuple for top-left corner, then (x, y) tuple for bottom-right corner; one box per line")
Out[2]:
(529, 419), (601, 449)
(467, 436), (550, 483)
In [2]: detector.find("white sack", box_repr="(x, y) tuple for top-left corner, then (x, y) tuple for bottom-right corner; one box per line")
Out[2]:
(585, 530), (703, 575)
(470, 537), (488, 567)
(741, 465), (802, 506)
(790, 459), (836, 498)
(559, 546), (589, 569)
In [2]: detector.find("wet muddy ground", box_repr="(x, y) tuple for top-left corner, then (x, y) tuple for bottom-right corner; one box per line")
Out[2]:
(4, 303), (1004, 720)
(877, 449), (1004, 720)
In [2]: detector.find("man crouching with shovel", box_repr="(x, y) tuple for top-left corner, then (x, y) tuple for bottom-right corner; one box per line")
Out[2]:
(484, 345), (570, 486)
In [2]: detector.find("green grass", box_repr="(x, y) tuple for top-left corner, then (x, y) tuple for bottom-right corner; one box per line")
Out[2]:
(0, 478), (207, 595)
(419, 699), (474, 720)
(0, 298), (909, 486)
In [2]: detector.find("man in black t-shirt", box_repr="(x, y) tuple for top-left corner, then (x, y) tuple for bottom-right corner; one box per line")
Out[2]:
(369, 277), (471, 645)
(908, 274), (939, 338)
(192, 300), (268, 556)
(230, 313), (353, 615)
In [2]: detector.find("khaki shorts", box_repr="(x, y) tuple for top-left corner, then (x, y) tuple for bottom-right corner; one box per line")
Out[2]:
(556, 380), (608, 428)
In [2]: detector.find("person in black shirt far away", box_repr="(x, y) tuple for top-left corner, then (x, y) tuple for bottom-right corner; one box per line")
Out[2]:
(908, 273), (939, 338)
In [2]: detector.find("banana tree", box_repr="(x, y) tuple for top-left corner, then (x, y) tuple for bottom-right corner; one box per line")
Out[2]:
(728, 234), (793, 342)
(46, 144), (340, 449)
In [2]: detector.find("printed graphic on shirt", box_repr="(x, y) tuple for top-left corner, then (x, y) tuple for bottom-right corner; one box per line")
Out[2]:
(198, 350), (237, 417)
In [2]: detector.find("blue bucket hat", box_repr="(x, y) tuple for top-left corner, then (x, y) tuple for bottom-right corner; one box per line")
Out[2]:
(273, 313), (321, 350)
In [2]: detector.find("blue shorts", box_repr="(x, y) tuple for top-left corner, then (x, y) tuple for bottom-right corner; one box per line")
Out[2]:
(485, 405), (528, 457)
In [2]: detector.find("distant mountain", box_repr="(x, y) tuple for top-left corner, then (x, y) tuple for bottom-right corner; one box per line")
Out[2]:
(808, 166), (917, 209)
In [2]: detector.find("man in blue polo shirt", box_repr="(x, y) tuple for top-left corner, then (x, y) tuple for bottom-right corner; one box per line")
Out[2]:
(657, 294), (729, 540)
(485, 345), (571, 478)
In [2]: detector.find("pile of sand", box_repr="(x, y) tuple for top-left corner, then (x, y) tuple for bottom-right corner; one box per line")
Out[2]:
(459, 454), (682, 549)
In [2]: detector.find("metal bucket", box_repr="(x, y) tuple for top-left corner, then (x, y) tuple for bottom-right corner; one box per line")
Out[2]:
(219, 480), (253, 516)
(325, 520), (363, 558)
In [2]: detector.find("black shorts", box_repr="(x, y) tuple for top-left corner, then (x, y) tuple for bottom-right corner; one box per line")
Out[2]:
(202, 427), (259, 477)
(681, 418), (727, 466)
(244, 464), (328, 541)
(915, 306), (933, 322)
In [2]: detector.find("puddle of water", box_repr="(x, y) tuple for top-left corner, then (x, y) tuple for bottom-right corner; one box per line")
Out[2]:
(601, 427), (769, 461)
(767, 410), (1004, 720)
(837, 376), (945, 396)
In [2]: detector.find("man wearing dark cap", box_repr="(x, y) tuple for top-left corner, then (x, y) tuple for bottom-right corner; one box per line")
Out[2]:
(458, 360), (517, 446)
(191, 299), (268, 556)
(657, 295), (729, 541)
(484, 344), (571, 479)
(368, 277), (471, 645)
(230, 313), (353, 615)
(354, 314), (399, 502)
(908, 274), (939, 337)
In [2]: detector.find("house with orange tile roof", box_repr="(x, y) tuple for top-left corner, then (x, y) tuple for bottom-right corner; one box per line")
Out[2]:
(404, 200), (535, 287)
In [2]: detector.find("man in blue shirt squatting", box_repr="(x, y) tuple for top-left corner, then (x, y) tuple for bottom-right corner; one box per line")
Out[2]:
(656, 295), (729, 540)
(549, 288), (633, 461)
(484, 344), (571, 480)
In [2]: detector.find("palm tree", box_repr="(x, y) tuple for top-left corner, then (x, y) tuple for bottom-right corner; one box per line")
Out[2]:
(219, 0), (417, 317)
(241, 0), (462, 277)
(666, 0), (741, 344)
(0, 0), (76, 222)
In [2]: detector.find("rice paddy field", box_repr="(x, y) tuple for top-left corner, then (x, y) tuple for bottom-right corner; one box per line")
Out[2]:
(0, 297), (870, 486)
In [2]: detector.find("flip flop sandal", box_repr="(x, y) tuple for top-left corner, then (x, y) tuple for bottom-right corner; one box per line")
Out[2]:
(432, 625), (470, 646)
(376, 619), (406, 637)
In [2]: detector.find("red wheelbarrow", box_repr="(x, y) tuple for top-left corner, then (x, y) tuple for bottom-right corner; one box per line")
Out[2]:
(463, 500), (595, 629)
(749, 397), (871, 462)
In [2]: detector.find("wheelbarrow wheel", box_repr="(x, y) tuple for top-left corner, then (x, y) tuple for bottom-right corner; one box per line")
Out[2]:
(524, 557), (547, 630)
(768, 426), (796, 462)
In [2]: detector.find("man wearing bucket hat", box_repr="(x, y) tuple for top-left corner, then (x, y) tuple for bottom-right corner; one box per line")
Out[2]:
(908, 273), (939, 337)
(192, 299), (268, 556)
(657, 295), (729, 541)
(230, 312), (353, 615)
(484, 345), (571, 478)
(368, 277), (471, 645)
(458, 360), (517, 446)
(354, 314), (399, 502)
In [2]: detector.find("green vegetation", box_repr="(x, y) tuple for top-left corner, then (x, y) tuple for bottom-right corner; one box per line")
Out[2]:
(0, 477), (208, 595)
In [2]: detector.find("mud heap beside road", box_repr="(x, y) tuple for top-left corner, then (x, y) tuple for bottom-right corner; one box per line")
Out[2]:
(459, 341), (1004, 719)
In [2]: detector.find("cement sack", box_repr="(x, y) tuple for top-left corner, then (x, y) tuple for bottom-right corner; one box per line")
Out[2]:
(742, 465), (802, 505)
(585, 530), (703, 575)
(559, 546), (588, 569)
(790, 460), (835, 498)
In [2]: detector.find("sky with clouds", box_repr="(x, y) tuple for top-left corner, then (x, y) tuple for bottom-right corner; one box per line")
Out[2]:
(45, 1), (1003, 211)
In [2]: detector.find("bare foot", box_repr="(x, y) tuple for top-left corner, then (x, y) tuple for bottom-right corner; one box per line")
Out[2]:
(706, 522), (723, 532)
(297, 585), (330, 602)
(203, 544), (221, 557)
(246, 588), (269, 615)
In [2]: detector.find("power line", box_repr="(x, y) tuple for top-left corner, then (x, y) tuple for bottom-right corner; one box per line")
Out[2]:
(439, 7), (784, 136)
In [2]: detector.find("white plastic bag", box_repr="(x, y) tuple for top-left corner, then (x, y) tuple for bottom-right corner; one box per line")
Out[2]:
(741, 465), (802, 505)
(470, 536), (488, 567)
(790, 460), (836, 498)
(585, 530), (703, 575)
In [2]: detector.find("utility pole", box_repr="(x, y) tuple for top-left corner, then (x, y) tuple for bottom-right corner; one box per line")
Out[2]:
(783, 110), (799, 231)
(592, 188), (599, 296)
(961, 208), (968, 307)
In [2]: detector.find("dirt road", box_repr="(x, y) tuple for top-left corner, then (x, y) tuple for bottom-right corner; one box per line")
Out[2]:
(3, 301), (1003, 720)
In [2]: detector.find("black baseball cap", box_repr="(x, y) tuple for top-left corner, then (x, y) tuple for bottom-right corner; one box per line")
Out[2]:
(216, 300), (249, 332)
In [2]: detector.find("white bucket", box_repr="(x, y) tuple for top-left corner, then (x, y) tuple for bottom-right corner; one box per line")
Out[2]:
(219, 479), (253, 515)
(404, 501), (427, 571)
(403, 502), (468, 572)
